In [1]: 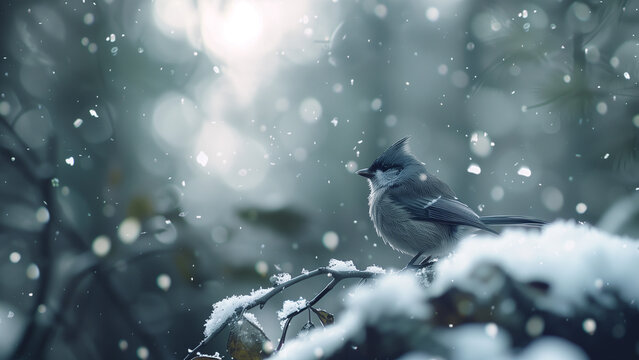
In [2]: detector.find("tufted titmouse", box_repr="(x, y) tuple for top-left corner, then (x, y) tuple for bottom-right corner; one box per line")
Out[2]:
(357, 137), (545, 266)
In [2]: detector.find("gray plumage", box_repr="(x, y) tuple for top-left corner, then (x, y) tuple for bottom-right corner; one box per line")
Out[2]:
(357, 137), (545, 259)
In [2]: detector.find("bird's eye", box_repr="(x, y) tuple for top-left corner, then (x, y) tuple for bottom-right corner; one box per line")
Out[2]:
(382, 165), (401, 172)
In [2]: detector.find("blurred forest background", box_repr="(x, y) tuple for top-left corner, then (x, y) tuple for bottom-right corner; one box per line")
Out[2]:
(1, 0), (639, 359)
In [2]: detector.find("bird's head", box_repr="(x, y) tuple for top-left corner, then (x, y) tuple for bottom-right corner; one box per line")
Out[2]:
(357, 137), (422, 190)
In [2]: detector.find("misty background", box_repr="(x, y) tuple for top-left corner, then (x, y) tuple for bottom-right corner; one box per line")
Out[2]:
(1, 0), (638, 359)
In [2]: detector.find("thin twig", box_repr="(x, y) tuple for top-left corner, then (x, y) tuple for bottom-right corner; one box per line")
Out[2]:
(183, 267), (379, 360)
(277, 278), (339, 350)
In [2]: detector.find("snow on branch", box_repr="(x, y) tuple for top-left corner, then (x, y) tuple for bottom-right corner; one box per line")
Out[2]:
(184, 259), (382, 360)
(203, 288), (272, 337)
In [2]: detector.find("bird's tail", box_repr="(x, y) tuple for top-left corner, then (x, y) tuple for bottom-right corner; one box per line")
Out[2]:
(480, 215), (546, 227)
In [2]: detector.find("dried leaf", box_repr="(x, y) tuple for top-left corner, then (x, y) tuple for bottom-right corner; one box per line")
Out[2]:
(227, 317), (272, 360)
(312, 308), (334, 326)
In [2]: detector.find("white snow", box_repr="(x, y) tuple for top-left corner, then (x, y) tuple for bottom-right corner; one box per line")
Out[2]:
(364, 265), (386, 274)
(327, 259), (357, 272)
(467, 163), (481, 175)
(270, 274), (429, 360)
(277, 298), (307, 328)
(437, 324), (510, 359)
(431, 221), (639, 315)
(203, 287), (272, 337)
(517, 166), (532, 177)
(270, 272), (292, 285)
(436, 325), (587, 360)
(515, 337), (587, 360)
(242, 312), (264, 332)
(196, 151), (209, 167)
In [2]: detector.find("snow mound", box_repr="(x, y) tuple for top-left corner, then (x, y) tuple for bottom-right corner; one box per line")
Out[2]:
(432, 220), (639, 315)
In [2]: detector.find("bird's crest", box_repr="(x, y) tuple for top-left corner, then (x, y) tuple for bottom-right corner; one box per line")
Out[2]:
(370, 136), (418, 171)
(386, 136), (410, 154)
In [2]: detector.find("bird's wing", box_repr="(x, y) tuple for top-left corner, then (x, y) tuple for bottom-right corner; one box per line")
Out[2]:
(393, 195), (497, 234)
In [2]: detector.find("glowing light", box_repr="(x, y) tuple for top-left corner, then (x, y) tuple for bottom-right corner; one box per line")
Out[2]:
(9, 252), (21, 263)
(576, 202), (588, 214)
(154, 0), (196, 35)
(222, 2), (263, 48)
(26, 263), (40, 279)
(469, 131), (493, 157)
(255, 261), (268, 276)
(426, 7), (440, 22)
(345, 161), (358, 173)
(36, 207), (50, 223)
(322, 231), (339, 251)
(137, 346), (149, 360)
(542, 187), (564, 211)
(92, 235), (112, 257)
(118, 217), (141, 244)
(485, 323), (498, 338)
(299, 97), (322, 123)
(201, 1), (266, 58)
(582, 318), (596, 335)
(156, 273), (172, 291)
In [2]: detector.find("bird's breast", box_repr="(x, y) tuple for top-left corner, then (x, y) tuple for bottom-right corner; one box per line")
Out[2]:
(368, 188), (458, 256)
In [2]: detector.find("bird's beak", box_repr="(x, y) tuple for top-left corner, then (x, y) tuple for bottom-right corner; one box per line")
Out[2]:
(356, 168), (374, 179)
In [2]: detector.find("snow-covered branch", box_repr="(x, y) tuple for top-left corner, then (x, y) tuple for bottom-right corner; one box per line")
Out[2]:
(184, 260), (384, 359)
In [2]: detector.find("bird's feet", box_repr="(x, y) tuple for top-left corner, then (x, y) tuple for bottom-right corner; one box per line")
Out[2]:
(402, 255), (438, 272)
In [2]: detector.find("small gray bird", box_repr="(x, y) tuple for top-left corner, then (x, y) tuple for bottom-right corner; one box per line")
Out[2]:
(357, 137), (545, 267)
